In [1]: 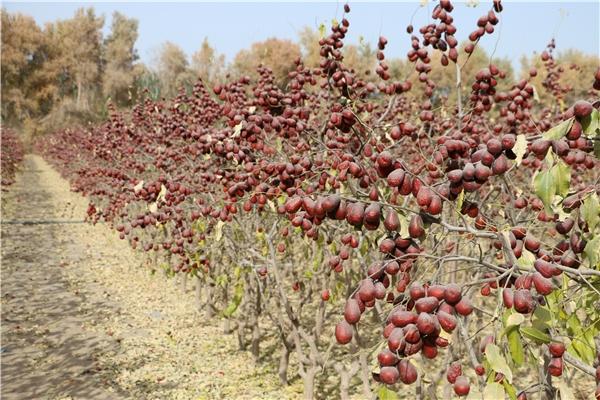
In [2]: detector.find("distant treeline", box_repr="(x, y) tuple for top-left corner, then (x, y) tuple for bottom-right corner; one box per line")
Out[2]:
(1, 7), (597, 138)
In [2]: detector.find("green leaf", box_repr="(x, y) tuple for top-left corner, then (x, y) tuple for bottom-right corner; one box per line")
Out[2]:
(550, 160), (571, 198)
(507, 327), (524, 366)
(543, 147), (555, 168)
(584, 237), (600, 268)
(329, 241), (337, 254)
(196, 219), (206, 232)
(585, 327), (599, 354)
(534, 169), (556, 213)
(570, 336), (595, 364)
(318, 23), (326, 39)
(233, 265), (243, 279)
(581, 109), (600, 137)
(520, 326), (551, 343)
(543, 117), (574, 140)
(581, 193), (600, 232)
(223, 282), (244, 317)
(514, 135), (527, 166)
(547, 286), (563, 307)
(517, 248), (536, 269)
(532, 306), (553, 330)
(482, 382), (505, 400)
(567, 340), (593, 363)
(456, 190), (465, 215)
(566, 312), (583, 335)
(215, 273), (228, 287)
(485, 344), (513, 383)
(502, 380), (518, 400)
(377, 386), (399, 400)
(359, 235), (370, 256)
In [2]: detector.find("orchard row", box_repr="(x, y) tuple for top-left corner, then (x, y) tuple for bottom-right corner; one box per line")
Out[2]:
(1, 129), (24, 188)
(36, 1), (600, 398)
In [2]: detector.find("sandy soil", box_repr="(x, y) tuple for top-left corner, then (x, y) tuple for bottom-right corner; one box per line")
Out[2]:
(1, 155), (299, 400)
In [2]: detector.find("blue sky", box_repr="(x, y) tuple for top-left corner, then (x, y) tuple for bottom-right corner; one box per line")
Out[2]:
(4, 1), (599, 71)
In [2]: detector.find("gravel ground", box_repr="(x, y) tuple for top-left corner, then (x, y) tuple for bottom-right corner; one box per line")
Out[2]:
(1, 155), (300, 400)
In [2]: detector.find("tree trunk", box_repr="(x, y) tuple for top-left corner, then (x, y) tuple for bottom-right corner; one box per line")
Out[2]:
(303, 366), (317, 400)
(237, 320), (246, 349)
(278, 343), (290, 385)
(251, 319), (260, 361)
(250, 281), (262, 361)
(541, 353), (554, 400)
(194, 276), (202, 311)
(181, 273), (188, 292)
(359, 352), (373, 399)
(339, 369), (351, 400)
(205, 285), (214, 318)
(223, 318), (231, 334)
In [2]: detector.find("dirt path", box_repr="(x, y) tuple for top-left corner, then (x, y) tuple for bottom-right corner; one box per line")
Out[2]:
(1, 155), (297, 400)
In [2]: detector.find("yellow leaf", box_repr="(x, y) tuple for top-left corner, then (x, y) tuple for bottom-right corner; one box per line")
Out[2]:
(214, 220), (224, 242)
(133, 180), (144, 193)
(157, 184), (167, 202)
(514, 135), (527, 166)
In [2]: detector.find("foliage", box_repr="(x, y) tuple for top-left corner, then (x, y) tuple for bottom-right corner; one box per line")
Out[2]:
(103, 12), (139, 107)
(191, 37), (226, 86)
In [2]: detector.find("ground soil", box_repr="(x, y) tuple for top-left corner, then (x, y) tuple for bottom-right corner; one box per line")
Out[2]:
(1, 155), (301, 400)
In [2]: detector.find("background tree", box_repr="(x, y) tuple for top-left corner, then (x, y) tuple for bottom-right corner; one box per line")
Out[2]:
(102, 12), (139, 107)
(342, 37), (376, 80)
(191, 37), (225, 86)
(131, 63), (161, 101)
(298, 26), (322, 68)
(232, 38), (301, 87)
(49, 8), (104, 109)
(1, 10), (53, 124)
(395, 42), (514, 105)
(521, 48), (600, 106)
(156, 41), (193, 98)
